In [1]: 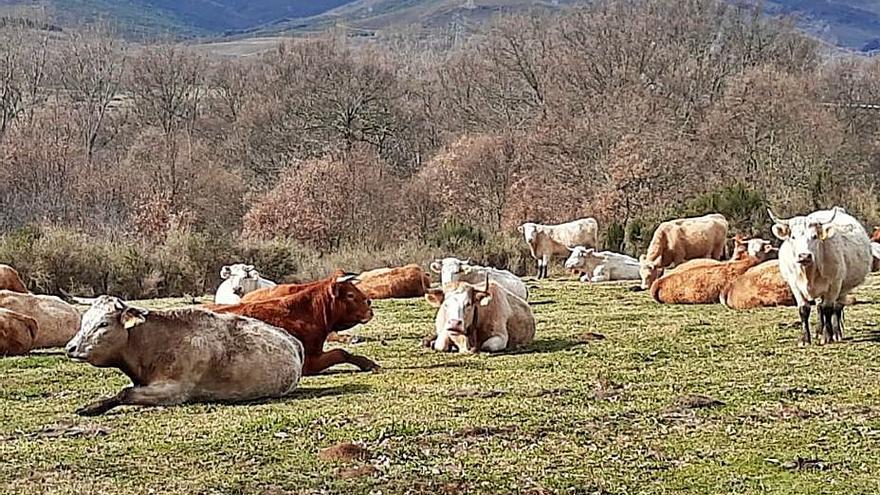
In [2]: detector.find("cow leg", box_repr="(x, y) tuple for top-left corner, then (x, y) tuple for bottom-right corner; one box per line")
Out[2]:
(819, 303), (834, 345)
(76, 382), (188, 416)
(433, 332), (452, 352)
(480, 334), (509, 352)
(798, 304), (812, 346)
(303, 349), (379, 375)
(541, 254), (551, 279)
(832, 302), (845, 342)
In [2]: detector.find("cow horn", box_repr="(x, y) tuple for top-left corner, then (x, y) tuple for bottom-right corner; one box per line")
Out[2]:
(823, 207), (839, 224)
(767, 208), (789, 226)
(481, 273), (490, 293)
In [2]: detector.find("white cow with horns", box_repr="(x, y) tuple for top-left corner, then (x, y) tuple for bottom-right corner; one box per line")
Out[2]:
(769, 206), (872, 345)
(519, 218), (599, 279)
(214, 264), (277, 305)
(430, 257), (528, 300)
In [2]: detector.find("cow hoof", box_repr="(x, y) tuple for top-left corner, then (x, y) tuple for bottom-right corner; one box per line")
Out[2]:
(75, 404), (105, 417)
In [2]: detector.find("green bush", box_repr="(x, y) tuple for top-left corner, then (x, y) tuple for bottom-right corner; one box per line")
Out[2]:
(605, 222), (625, 252)
(683, 183), (767, 236)
(429, 220), (485, 251)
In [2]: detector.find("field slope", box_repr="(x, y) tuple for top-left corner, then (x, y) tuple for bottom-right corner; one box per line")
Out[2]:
(3, 278), (880, 493)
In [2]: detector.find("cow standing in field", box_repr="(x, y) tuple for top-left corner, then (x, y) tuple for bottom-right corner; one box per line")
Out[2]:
(638, 213), (729, 290)
(0, 290), (80, 348)
(0, 308), (37, 356)
(563, 247), (640, 283)
(769, 207), (872, 345)
(0, 265), (27, 293)
(355, 264), (431, 299)
(208, 275), (378, 375)
(720, 260), (795, 310)
(425, 277), (535, 353)
(430, 257), (528, 300)
(519, 218), (599, 279)
(214, 264), (277, 305)
(65, 296), (304, 416)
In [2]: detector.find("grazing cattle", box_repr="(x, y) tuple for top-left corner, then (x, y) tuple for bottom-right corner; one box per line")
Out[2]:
(730, 235), (778, 261)
(872, 242), (880, 272)
(651, 256), (765, 304)
(769, 207), (872, 345)
(65, 296), (303, 416)
(720, 260), (795, 309)
(430, 257), (528, 300)
(0, 265), (27, 293)
(355, 264), (431, 300)
(563, 247), (640, 282)
(425, 277), (535, 353)
(208, 275), (378, 375)
(638, 213), (729, 289)
(0, 290), (80, 348)
(519, 218), (599, 279)
(215, 264), (277, 305)
(0, 308), (37, 356)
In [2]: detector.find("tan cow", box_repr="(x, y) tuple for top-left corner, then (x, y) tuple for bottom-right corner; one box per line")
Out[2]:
(0, 308), (37, 356)
(638, 213), (729, 289)
(651, 256), (765, 305)
(0, 290), (80, 348)
(424, 278), (535, 353)
(519, 218), (599, 279)
(720, 260), (795, 310)
(0, 265), (27, 293)
(355, 264), (431, 299)
(66, 296), (304, 416)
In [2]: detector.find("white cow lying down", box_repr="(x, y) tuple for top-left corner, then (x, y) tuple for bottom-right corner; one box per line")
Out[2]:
(564, 247), (640, 282)
(214, 264), (277, 305)
(430, 257), (528, 300)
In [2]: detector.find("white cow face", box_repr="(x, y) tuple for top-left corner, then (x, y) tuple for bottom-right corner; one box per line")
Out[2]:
(430, 257), (473, 285)
(221, 263), (261, 296)
(731, 236), (777, 261)
(638, 255), (664, 290)
(425, 284), (492, 336)
(564, 246), (600, 270)
(518, 223), (539, 244)
(770, 209), (839, 267)
(65, 296), (148, 367)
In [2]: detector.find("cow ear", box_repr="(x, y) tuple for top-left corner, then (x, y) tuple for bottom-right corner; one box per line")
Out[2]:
(771, 224), (790, 241)
(517, 226), (524, 233)
(425, 289), (444, 307)
(249, 269), (261, 279)
(819, 224), (835, 241)
(430, 261), (442, 274)
(462, 265), (473, 274)
(639, 254), (646, 263)
(763, 243), (775, 253)
(120, 307), (148, 330)
(220, 266), (232, 279)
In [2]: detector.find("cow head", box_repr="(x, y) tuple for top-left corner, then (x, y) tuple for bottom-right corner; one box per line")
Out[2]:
(518, 223), (539, 244)
(638, 255), (664, 290)
(564, 246), (602, 271)
(731, 235), (777, 261)
(425, 278), (492, 339)
(769, 208), (839, 267)
(221, 263), (262, 296)
(429, 257), (473, 284)
(328, 275), (373, 330)
(65, 295), (149, 367)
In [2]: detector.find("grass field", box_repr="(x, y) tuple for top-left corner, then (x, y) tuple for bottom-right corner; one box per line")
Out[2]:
(3, 277), (880, 494)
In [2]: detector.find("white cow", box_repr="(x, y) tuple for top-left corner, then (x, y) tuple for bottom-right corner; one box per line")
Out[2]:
(519, 218), (599, 279)
(769, 207), (872, 345)
(564, 247), (640, 283)
(214, 264), (277, 305)
(430, 257), (528, 300)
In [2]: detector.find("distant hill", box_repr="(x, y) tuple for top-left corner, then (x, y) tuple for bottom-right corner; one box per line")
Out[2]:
(767, 0), (880, 52)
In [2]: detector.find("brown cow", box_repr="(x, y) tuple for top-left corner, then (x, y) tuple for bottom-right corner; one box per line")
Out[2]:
(356, 264), (431, 300)
(638, 213), (729, 289)
(651, 256), (765, 304)
(241, 270), (347, 303)
(66, 296), (304, 416)
(0, 265), (27, 293)
(0, 308), (37, 356)
(720, 260), (795, 310)
(208, 275), (378, 375)
(0, 290), (80, 348)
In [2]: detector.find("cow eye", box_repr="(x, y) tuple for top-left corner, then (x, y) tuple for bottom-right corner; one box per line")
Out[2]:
(97, 322), (109, 328)
(346, 292), (355, 300)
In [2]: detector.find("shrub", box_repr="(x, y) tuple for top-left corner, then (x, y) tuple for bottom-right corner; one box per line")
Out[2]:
(429, 220), (486, 251)
(683, 183), (768, 236)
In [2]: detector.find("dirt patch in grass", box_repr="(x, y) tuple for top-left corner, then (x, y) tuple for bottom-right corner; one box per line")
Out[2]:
(318, 442), (371, 462)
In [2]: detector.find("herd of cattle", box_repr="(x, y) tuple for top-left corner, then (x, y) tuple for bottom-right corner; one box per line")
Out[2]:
(1, 207), (879, 415)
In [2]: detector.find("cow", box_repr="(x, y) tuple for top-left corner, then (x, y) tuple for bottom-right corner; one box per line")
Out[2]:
(719, 260), (795, 310)
(215, 263), (277, 305)
(0, 308), (37, 356)
(0, 265), (27, 293)
(638, 213), (729, 290)
(424, 276), (535, 353)
(430, 257), (528, 300)
(355, 264), (431, 300)
(207, 275), (378, 375)
(0, 290), (80, 348)
(730, 235), (778, 261)
(650, 255), (766, 304)
(519, 218), (599, 279)
(563, 247), (640, 283)
(769, 207), (872, 345)
(65, 296), (304, 416)
(241, 270), (347, 303)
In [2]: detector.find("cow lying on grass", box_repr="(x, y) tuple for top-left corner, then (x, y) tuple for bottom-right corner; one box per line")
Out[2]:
(0, 265), (27, 293)
(0, 290), (80, 349)
(563, 247), (640, 283)
(215, 263), (277, 305)
(355, 264), (431, 299)
(66, 296), (304, 416)
(0, 308), (37, 356)
(424, 276), (535, 353)
(430, 257), (528, 300)
(720, 260), (795, 309)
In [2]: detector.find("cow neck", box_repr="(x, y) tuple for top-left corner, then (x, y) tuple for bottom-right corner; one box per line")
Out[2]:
(121, 327), (147, 385)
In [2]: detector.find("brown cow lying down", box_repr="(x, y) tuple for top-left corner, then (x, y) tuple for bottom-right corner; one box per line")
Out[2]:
(424, 279), (535, 353)
(0, 290), (80, 348)
(241, 270), (347, 303)
(208, 275), (378, 375)
(355, 264), (431, 300)
(0, 265), (27, 293)
(651, 256), (765, 304)
(720, 260), (795, 310)
(0, 308), (37, 356)
(66, 296), (304, 416)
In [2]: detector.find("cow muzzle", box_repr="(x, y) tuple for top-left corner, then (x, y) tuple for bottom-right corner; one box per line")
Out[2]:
(797, 253), (814, 266)
(65, 342), (87, 361)
(232, 286), (245, 296)
(445, 319), (465, 334)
